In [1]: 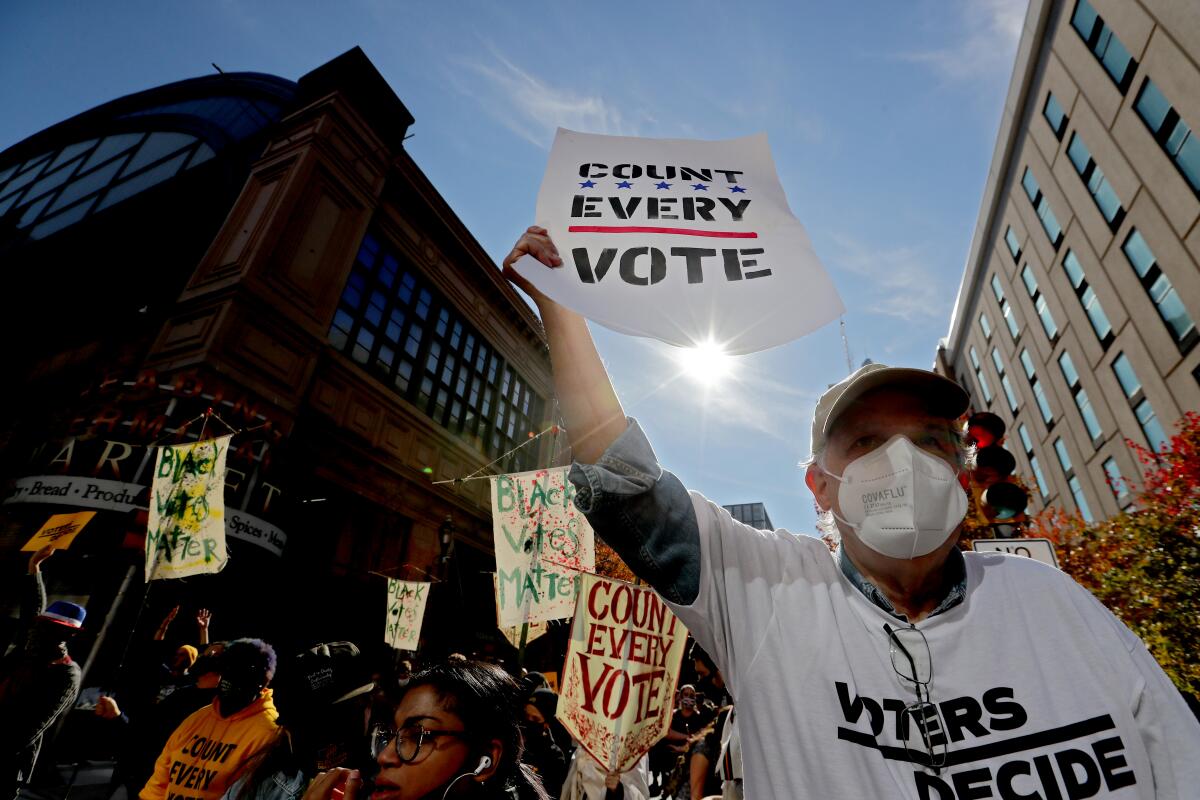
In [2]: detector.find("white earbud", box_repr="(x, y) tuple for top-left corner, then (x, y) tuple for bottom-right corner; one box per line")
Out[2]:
(473, 756), (493, 775)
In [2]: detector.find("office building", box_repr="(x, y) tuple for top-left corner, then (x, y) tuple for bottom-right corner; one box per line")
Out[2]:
(938, 0), (1200, 522)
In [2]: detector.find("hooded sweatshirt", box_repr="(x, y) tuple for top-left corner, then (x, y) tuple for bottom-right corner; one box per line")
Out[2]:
(140, 690), (280, 800)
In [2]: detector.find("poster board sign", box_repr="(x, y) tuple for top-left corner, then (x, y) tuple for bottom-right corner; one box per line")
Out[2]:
(22, 511), (97, 551)
(385, 579), (430, 651)
(145, 436), (231, 581)
(491, 467), (595, 626)
(557, 573), (688, 772)
(972, 538), (1060, 568)
(512, 128), (843, 354)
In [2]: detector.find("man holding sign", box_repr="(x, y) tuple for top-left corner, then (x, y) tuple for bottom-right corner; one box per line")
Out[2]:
(503, 133), (1200, 798)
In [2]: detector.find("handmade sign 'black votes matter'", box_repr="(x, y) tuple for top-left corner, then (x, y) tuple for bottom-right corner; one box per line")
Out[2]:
(512, 129), (844, 354)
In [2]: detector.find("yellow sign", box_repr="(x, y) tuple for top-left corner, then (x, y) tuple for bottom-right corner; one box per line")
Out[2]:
(22, 511), (97, 551)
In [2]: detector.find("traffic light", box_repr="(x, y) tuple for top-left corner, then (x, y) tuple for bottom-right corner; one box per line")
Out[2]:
(966, 413), (1029, 529)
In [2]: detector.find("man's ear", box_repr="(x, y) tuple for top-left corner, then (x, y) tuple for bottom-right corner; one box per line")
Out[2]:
(805, 463), (833, 513)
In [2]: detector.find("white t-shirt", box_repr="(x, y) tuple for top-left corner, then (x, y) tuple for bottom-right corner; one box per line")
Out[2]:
(668, 493), (1200, 799)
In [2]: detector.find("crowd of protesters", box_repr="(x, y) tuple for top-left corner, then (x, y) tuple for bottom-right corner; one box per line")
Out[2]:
(1, 548), (739, 800)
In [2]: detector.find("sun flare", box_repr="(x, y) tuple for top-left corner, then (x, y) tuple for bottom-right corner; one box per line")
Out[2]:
(676, 340), (734, 385)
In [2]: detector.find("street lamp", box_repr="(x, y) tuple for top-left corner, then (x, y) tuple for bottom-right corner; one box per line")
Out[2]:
(438, 515), (456, 565)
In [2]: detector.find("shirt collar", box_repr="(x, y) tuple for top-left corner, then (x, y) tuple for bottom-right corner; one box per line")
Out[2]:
(837, 545), (967, 621)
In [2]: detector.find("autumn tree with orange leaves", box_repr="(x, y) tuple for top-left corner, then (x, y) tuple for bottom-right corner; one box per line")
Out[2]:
(1024, 412), (1200, 696)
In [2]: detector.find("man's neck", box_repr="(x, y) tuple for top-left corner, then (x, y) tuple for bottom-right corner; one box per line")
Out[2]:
(843, 540), (958, 622)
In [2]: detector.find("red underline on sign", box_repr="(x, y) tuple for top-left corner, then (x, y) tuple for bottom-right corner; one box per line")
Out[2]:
(567, 225), (758, 239)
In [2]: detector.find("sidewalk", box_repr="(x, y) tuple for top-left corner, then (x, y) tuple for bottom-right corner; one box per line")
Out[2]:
(19, 762), (125, 800)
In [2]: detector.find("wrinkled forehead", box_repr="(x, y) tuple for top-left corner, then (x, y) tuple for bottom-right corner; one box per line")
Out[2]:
(826, 388), (957, 446)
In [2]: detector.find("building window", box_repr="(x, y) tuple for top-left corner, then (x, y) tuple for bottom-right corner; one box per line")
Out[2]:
(329, 231), (545, 470)
(0, 131), (216, 240)
(1111, 353), (1169, 451)
(1043, 92), (1069, 139)
(1054, 438), (1095, 521)
(1070, 0), (1138, 93)
(1061, 250), (1114, 346)
(1134, 78), (1200, 195)
(970, 346), (993, 405)
(1121, 229), (1198, 352)
(991, 348), (1020, 412)
(1020, 265), (1059, 341)
(991, 275), (1021, 340)
(1019, 349), (1055, 426)
(1058, 351), (1103, 443)
(1066, 133), (1125, 229)
(1021, 168), (1064, 248)
(1017, 423), (1050, 499)
(1004, 226), (1022, 261)
(979, 312), (993, 339)
(1101, 457), (1130, 506)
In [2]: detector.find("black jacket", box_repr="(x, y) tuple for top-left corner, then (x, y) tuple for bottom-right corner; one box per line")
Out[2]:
(0, 571), (82, 791)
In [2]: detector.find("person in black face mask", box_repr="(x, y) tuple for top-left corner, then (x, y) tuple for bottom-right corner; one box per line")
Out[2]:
(0, 546), (85, 800)
(98, 642), (226, 800)
(140, 638), (279, 800)
(224, 642), (375, 800)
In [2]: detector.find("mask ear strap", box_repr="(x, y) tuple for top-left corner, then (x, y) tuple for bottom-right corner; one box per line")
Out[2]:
(829, 508), (857, 531)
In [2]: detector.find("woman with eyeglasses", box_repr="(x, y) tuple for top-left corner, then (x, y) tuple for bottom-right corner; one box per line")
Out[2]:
(303, 660), (549, 800)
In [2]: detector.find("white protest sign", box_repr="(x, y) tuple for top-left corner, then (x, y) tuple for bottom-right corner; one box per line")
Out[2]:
(490, 467), (595, 627)
(385, 579), (430, 651)
(557, 573), (688, 772)
(145, 436), (231, 581)
(513, 128), (843, 354)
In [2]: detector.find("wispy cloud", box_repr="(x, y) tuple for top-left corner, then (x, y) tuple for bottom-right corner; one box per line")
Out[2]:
(897, 0), (1027, 82)
(446, 42), (642, 149)
(827, 233), (954, 323)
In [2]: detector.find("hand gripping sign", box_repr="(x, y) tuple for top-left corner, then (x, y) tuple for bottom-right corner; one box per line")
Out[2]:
(557, 573), (688, 773)
(513, 128), (844, 354)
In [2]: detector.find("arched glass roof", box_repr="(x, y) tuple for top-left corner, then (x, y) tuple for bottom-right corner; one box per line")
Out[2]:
(0, 74), (295, 242)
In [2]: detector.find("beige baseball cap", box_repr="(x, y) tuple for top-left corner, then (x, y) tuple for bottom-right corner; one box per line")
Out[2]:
(809, 362), (969, 457)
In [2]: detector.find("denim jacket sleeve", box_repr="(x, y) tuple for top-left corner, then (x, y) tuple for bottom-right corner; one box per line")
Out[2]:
(567, 418), (701, 604)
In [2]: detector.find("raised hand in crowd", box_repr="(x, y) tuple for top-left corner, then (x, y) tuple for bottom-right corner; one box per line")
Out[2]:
(196, 608), (212, 645)
(28, 544), (54, 574)
(94, 695), (122, 721)
(153, 605), (180, 641)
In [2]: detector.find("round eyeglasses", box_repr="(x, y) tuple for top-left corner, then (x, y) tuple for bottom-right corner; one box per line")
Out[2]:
(370, 724), (468, 762)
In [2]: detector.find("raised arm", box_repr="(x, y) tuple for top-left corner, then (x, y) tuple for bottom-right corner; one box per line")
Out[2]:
(503, 227), (702, 606)
(502, 226), (627, 463)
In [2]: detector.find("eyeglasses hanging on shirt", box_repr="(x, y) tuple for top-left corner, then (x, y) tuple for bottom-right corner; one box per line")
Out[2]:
(884, 623), (948, 773)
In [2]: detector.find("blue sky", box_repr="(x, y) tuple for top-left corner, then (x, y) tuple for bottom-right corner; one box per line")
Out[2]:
(1, 0), (1026, 533)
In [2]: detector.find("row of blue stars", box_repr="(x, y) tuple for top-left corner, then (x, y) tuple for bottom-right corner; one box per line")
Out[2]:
(578, 179), (747, 192)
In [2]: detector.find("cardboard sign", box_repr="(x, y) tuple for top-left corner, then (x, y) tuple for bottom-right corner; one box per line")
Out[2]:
(513, 128), (843, 354)
(385, 579), (430, 651)
(22, 511), (97, 551)
(490, 467), (595, 626)
(557, 574), (688, 772)
(145, 436), (231, 581)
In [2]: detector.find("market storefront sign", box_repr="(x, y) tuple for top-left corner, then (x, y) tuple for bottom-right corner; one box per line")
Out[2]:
(226, 510), (288, 558)
(3, 475), (146, 512)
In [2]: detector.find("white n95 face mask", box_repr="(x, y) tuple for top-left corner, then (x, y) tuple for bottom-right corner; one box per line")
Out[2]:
(824, 434), (968, 560)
